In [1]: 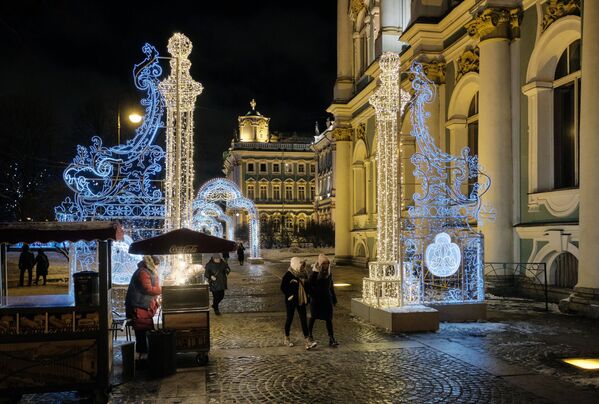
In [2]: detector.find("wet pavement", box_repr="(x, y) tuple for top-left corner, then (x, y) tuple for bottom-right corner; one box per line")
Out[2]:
(12, 257), (599, 403)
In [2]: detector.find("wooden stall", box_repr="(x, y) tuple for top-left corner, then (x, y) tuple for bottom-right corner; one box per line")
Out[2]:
(0, 221), (123, 402)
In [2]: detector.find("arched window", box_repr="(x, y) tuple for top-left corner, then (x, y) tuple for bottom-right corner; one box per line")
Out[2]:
(298, 217), (306, 230)
(554, 39), (581, 189)
(467, 92), (479, 196)
(554, 252), (578, 288)
(273, 217), (281, 233)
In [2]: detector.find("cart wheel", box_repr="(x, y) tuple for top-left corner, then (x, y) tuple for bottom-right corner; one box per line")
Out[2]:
(196, 353), (208, 366)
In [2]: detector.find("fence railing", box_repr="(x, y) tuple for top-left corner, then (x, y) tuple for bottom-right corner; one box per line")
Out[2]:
(484, 262), (548, 311)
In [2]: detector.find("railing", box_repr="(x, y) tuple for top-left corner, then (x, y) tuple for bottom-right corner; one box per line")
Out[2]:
(484, 262), (548, 311)
(232, 142), (313, 151)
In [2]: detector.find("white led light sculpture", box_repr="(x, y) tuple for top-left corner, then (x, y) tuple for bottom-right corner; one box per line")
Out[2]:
(400, 61), (493, 305)
(192, 199), (234, 240)
(160, 33), (204, 231)
(195, 178), (260, 260)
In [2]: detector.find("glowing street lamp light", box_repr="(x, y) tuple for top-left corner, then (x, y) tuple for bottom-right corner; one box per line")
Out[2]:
(128, 113), (143, 124)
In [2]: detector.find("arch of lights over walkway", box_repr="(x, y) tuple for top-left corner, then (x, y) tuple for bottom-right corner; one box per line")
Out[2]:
(55, 43), (166, 282)
(159, 33), (203, 231)
(361, 57), (492, 310)
(195, 178), (261, 262)
(192, 199), (234, 240)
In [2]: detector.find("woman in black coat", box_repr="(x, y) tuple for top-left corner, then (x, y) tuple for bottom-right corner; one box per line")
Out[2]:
(308, 254), (338, 346)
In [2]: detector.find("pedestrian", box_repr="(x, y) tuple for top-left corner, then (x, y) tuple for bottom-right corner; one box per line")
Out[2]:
(281, 256), (317, 350)
(18, 244), (35, 287)
(308, 254), (339, 346)
(222, 250), (230, 263)
(34, 249), (50, 286)
(237, 243), (245, 265)
(204, 253), (230, 315)
(125, 255), (162, 360)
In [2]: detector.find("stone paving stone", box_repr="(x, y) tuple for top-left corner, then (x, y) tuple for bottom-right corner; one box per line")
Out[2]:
(205, 347), (550, 403)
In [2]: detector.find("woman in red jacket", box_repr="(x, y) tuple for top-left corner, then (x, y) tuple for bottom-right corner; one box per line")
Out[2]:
(125, 255), (162, 359)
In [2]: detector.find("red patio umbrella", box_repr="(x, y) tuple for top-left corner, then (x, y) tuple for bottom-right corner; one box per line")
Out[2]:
(128, 228), (237, 255)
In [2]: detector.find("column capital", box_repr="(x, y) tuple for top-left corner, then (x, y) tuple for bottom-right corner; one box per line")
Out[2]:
(465, 7), (522, 41)
(416, 60), (446, 85)
(332, 127), (353, 142)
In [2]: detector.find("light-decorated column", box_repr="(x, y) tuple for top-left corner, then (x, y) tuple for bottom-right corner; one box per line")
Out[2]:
(332, 127), (352, 260)
(159, 33), (203, 231)
(466, 7), (520, 262)
(563, 1), (599, 317)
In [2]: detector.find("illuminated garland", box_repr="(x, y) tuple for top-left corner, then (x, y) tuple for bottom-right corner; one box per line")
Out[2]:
(195, 178), (260, 259)
(160, 33), (203, 231)
(192, 199), (234, 240)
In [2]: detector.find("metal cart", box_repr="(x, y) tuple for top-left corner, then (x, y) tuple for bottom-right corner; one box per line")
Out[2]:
(161, 284), (210, 365)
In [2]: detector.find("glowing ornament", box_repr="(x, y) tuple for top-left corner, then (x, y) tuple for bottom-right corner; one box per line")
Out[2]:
(424, 233), (461, 277)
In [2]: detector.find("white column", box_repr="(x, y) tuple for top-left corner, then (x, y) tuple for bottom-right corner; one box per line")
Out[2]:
(478, 36), (513, 262)
(578, 2), (599, 290)
(376, 0), (407, 55)
(334, 130), (353, 260)
(335, 0), (354, 101)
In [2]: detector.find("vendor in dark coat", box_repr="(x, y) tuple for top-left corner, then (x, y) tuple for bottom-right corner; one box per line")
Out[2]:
(34, 249), (50, 286)
(125, 255), (162, 358)
(280, 257), (317, 350)
(308, 254), (339, 346)
(204, 253), (230, 315)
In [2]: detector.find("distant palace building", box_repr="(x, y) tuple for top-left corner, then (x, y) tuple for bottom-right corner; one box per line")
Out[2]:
(223, 100), (316, 234)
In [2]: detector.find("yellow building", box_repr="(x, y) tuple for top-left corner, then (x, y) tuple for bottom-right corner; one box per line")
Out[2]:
(323, 0), (599, 317)
(223, 100), (316, 240)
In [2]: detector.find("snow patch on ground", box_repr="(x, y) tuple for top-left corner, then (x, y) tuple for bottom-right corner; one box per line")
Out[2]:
(261, 247), (335, 262)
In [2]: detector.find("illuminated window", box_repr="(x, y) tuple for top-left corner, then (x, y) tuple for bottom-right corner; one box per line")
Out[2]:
(273, 185), (280, 200)
(310, 164), (315, 173)
(285, 185), (293, 200)
(310, 184), (315, 199)
(285, 163), (293, 174)
(285, 216), (294, 229)
(273, 163), (280, 173)
(273, 218), (281, 232)
(298, 185), (305, 201)
(259, 163), (267, 173)
(247, 162), (255, 173)
(298, 217), (306, 230)
(259, 184), (267, 200)
(247, 184), (255, 199)
(554, 39), (581, 189)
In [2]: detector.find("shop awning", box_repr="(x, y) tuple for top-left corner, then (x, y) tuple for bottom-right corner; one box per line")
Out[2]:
(129, 228), (237, 255)
(0, 221), (124, 244)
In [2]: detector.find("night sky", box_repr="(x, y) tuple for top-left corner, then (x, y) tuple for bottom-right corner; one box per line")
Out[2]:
(0, 1), (336, 218)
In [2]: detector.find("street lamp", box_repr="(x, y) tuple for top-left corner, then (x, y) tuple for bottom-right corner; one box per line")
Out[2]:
(128, 113), (143, 124)
(117, 110), (144, 145)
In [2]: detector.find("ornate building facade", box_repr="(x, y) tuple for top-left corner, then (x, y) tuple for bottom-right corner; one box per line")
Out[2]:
(223, 100), (316, 239)
(323, 0), (598, 316)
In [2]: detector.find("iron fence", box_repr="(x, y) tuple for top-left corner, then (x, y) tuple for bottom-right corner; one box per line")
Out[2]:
(484, 262), (548, 311)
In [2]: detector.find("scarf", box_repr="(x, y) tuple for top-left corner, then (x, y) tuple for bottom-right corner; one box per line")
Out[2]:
(297, 278), (308, 306)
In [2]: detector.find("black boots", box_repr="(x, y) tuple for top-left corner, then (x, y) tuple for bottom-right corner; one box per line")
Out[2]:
(329, 336), (339, 346)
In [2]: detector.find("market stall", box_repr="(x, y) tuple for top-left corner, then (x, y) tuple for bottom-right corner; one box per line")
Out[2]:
(0, 221), (123, 402)
(129, 228), (236, 365)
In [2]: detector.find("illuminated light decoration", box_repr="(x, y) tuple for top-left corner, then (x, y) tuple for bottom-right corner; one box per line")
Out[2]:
(55, 43), (167, 283)
(159, 33), (204, 231)
(399, 61), (492, 305)
(192, 215), (223, 238)
(195, 178), (260, 260)
(362, 52), (410, 307)
(112, 235), (143, 285)
(424, 232), (461, 277)
(192, 199), (234, 240)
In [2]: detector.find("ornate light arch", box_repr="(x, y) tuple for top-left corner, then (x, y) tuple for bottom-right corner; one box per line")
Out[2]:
(192, 199), (234, 240)
(196, 178), (260, 260)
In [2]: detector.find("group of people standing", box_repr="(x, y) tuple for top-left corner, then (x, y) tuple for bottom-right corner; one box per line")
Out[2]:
(281, 254), (338, 349)
(18, 244), (50, 287)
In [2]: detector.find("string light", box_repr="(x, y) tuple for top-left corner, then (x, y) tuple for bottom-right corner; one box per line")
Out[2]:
(159, 33), (204, 231)
(195, 178), (261, 260)
(192, 199), (234, 240)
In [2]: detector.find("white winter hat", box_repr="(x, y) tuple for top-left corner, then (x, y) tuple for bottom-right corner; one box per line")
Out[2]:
(290, 257), (303, 271)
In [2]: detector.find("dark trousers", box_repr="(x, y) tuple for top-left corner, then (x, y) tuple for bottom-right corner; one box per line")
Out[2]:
(36, 274), (47, 285)
(238, 256), (244, 265)
(19, 267), (32, 286)
(308, 317), (334, 337)
(212, 290), (225, 310)
(135, 330), (148, 353)
(285, 301), (309, 337)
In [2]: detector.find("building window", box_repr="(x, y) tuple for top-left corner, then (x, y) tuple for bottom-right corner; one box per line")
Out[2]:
(554, 39), (581, 189)
(554, 252), (578, 288)
(273, 163), (280, 173)
(285, 185), (293, 200)
(467, 92), (479, 196)
(310, 184), (315, 200)
(310, 164), (315, 173)
(273, 218), (281, 232)
(285, 163), (293, 174)
(260, 184), (267, 200)
(298, 217), (306, 230)
(285, 216), (294, 229)
(247, 184), (255, 200)
(247, 162), (255, 173)
(298, 164), (305, 174)
(273, 185), (280, 200)
(259, 163), (267, 173)
(298, 185), (305, 201)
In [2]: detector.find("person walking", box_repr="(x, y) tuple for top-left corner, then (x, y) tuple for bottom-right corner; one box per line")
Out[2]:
(237, 243), (245, 265)
(222, 250), (230, 263)
(18, 244), (35, 287)
(308, 254), (339, 346)
(204, 253), (230, 315)
(281, 257), (317, 350)
(125, 255), (162, 360)
(34, 249), (50, 286)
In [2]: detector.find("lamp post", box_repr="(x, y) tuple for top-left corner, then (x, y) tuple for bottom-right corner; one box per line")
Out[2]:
(117, 109), (144, 145)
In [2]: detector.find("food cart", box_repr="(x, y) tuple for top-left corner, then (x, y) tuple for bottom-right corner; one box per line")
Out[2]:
(129, 228), (236, 366)
(0, 221), (123, 402)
